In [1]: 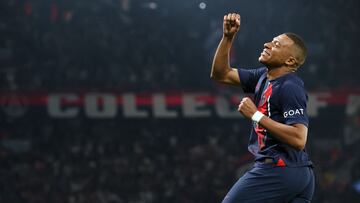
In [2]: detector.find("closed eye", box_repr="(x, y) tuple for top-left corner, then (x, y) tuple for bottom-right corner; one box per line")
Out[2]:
(272, 38), (281, 48)
(274, 41), (281, 47)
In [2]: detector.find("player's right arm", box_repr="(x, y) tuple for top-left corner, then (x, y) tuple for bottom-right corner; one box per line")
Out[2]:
(210, 13), (241, 86)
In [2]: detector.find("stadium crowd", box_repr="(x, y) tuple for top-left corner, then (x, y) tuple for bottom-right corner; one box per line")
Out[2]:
(1, 118), (360, 203)
(0, 0), (359, 91)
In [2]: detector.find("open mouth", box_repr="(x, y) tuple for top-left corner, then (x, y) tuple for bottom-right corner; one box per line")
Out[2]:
(261, 49), (270, 56)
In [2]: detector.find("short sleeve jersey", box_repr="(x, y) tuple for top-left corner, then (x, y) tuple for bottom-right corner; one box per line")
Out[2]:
(238, 67), (312, 167)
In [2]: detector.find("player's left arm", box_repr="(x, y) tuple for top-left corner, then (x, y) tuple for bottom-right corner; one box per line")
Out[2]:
(238, 97), (307, 151)
(256, 115), (307, 151)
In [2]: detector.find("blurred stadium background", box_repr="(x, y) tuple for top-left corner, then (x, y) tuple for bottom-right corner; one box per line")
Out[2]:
(0, 0), (359, 202)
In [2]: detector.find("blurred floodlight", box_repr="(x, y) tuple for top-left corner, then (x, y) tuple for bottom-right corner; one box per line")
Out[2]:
(148, 2), (158, 10)
(141, 2), (157, 10)
(199, 2), (206, 10)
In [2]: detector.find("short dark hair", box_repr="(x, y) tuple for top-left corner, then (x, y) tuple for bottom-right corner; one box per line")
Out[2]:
(284, 32), (307, 66)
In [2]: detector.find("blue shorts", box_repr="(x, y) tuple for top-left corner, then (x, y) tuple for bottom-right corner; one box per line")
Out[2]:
(221, 165), (315, 203)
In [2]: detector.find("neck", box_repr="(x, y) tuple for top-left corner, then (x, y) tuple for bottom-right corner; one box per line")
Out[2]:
(266, 66), (294, 80)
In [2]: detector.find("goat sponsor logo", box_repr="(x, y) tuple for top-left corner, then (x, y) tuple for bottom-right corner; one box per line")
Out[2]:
(283, 108), (304, 118)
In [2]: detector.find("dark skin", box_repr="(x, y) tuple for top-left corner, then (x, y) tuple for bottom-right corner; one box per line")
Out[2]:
(211, 13), (307, 150)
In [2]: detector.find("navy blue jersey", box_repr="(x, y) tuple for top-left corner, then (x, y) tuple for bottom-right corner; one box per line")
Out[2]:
(238, 67), (312, 167)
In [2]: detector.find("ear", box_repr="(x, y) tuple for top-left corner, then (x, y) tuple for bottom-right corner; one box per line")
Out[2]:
(285, 56), (297, 67)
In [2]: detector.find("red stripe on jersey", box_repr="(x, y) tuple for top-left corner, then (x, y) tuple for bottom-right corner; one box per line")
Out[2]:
(255, 83), (273, 149)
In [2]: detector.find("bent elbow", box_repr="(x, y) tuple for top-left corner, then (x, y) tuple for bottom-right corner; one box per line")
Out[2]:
(210, 74), (222, 82)
(294, 142), (306, 151)
(210, 69), (222, 81)
(293, 137), (306, 151)
(291, 127), (307, 151)
(290, 124), (308, 151)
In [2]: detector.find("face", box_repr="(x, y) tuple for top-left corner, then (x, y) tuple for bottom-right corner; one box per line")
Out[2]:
(258, 34), (295, 68)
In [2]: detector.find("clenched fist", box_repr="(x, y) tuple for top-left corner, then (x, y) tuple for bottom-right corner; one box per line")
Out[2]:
(237, 97), (258, 120)
(223, 13), (241, 39)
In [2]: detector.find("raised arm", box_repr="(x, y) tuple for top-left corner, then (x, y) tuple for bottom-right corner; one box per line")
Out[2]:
(210, 13), (241, 86)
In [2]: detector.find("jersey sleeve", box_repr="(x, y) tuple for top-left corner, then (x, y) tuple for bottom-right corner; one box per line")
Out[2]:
(237, 67), (267, 93)
(279, 80), (309, 127)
